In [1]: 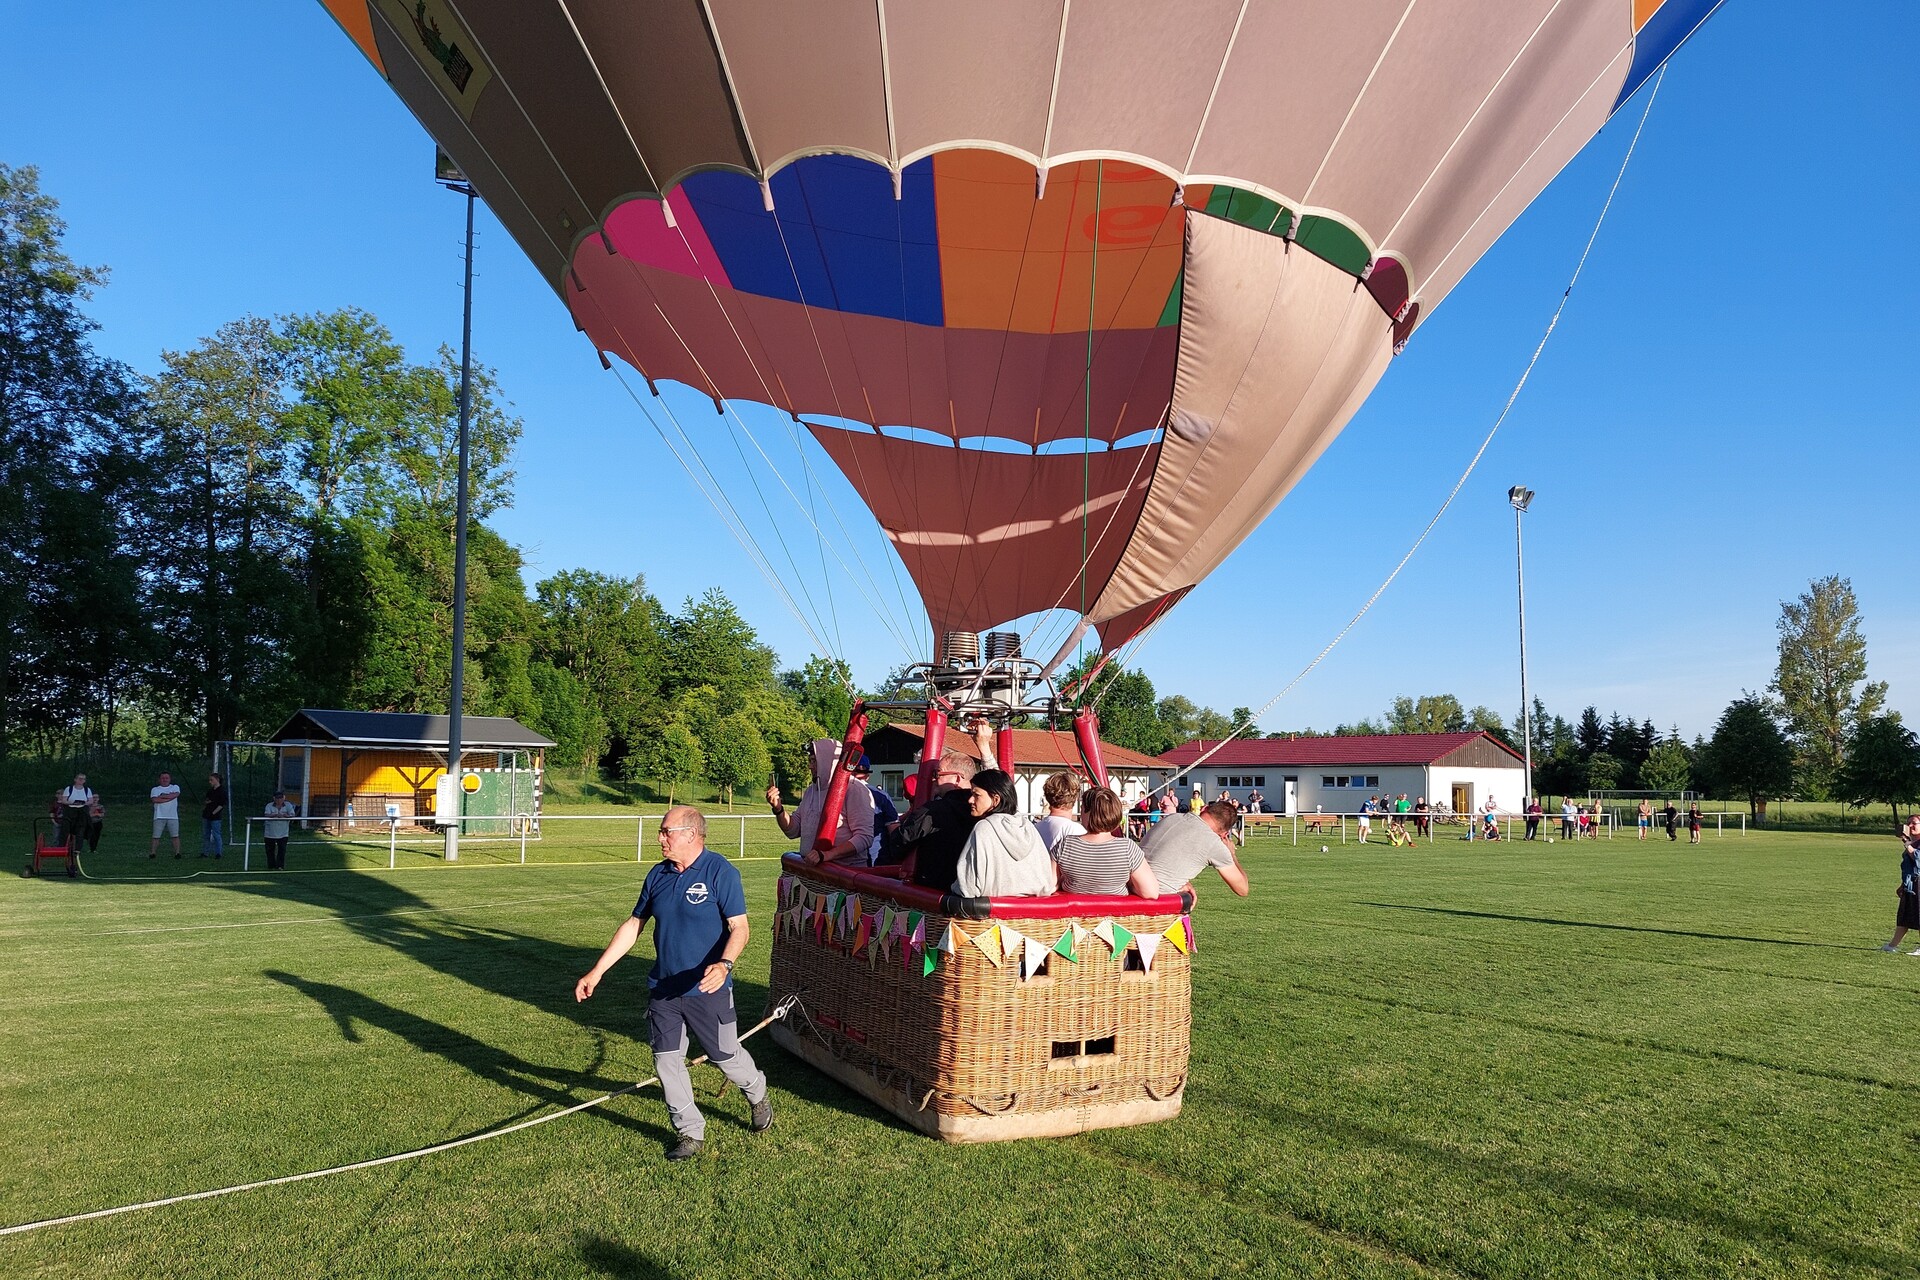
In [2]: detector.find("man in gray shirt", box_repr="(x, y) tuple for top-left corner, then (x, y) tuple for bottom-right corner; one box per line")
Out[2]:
(1142, 801), (1250, 899)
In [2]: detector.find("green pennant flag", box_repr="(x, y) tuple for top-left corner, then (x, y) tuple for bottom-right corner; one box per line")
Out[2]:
(922, 948), (939, 977)
(1051, 928), (1079, 963)
(905, 911), (923, 941)
(1110, 922), (1135, 955)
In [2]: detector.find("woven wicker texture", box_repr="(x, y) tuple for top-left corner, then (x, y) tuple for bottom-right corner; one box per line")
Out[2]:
(770, 866), (1190, 1127)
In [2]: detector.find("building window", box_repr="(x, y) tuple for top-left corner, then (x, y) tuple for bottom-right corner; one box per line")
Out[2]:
(1368, 775), (1381, 787)
(1323, 776), (1339, 788)
(1216, 776), (1228, 787)
(1255, 775), (1266, 786)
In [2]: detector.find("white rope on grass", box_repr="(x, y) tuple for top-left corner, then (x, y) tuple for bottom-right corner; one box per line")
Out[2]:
(1150, 66), (1666, 796)
(0, 999), (797, 1239)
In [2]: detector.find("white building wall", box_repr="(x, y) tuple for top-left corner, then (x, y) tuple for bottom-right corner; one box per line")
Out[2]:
(1158, 759), (1525, 816)
(1424, 765), (1527, 815)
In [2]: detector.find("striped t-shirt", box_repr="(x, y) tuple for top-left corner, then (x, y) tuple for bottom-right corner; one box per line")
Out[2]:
(1052, 833), (1145, 896)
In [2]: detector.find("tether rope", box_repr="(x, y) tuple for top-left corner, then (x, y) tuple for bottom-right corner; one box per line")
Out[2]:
(1140, 66), (1666, 793)
(0, 999), (797, 1238)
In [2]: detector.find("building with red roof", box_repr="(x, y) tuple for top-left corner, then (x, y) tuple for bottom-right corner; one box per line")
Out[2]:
(1159, 731), (1525, 817)
(864, 722), (1165, 813)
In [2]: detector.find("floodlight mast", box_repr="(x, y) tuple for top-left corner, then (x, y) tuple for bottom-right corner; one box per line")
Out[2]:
(439, 151), (476, 862)
(1509, 486), (1535, 808)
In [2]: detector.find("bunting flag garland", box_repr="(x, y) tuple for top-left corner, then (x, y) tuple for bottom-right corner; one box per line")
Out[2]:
(1000, 925), (1026, 964)
(1050, 927), (1079, 964)
(1021, 936), (1047, 980)
(1110, 922), (1135, 955)
(1135, 933), (1163, 972)
(1162, 920), (1189, 955)
(971, 924), (1004, 967)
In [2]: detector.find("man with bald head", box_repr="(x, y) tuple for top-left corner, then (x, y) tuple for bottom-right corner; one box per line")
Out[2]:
(577, 805), (771, 1160)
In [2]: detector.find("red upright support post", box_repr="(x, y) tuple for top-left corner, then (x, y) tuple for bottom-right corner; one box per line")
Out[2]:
(1073, 707), (1109, 789)
(910, 704), (948, 812)
(811, 701), (869, 854)
(996, 724), (1016, 777)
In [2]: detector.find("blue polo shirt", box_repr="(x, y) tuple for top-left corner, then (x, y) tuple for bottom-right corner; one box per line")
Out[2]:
(632, 849), (746, 999)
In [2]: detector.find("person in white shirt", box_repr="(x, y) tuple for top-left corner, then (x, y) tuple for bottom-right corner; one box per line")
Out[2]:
(149, 771), (183, 859)
(1031, 771), (1086, 852)
(58, 774), (96, 850)
(262, 789), (299, 870)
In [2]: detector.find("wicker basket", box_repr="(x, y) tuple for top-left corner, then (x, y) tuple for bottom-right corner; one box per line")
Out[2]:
(768, 855), (1191, 1142)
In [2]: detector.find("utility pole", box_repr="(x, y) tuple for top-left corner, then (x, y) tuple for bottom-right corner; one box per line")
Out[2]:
(1509, 485), (1535, 808)
(439, 151), (476, 862)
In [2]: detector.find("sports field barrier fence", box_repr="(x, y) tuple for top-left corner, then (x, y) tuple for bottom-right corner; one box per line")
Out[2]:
(237, 811), (784, 870)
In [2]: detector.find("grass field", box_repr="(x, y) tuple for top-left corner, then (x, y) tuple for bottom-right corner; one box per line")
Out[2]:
(5, 818), (1920, 1278)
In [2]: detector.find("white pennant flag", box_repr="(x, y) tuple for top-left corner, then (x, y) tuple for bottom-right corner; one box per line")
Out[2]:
(1021, 936), (1047, 980)
(1135, 932), (1163, 973)
(935, 921), (959, 955)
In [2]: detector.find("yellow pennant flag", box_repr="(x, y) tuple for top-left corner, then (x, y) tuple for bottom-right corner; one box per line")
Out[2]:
(1163, 920), (1189, 955)
(971, 923), (1003, 967)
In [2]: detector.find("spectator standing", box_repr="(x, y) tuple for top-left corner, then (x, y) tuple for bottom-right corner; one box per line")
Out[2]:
(1637, 798), (1653, 841)
(1880, 817), (1920, 952)
(1560, 798), (1577, 840)
(1357, 795), (1375, 843)
(263, 789), (298, 870)
(1662, 800), (1679, 842)
(576, 806), (772, 1161)
(201, 773), (227, 859)
(1524, 798), (1541, 841)
(1687, 803), (1703, 845)
(1481, 796), (1501, 841)
(1245, 789), (1264, 814)
(58, 774), (96, 850)
(149, 772), (183, 859)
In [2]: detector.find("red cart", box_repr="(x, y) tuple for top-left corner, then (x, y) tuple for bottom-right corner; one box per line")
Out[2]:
(26, 816), (79, 878)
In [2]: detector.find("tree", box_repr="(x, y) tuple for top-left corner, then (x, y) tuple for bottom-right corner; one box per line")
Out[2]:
(704, 711), (772, 807)
(534, 569), (664, 771)
(1583, 751), (1623, 792)
(1698, 695), (1796, 821)
(780, 657), (853, 737)
(0, 164), (144, 754)
(1835, 713), (1920, 828)
(1773, 575), (1886, 798)
(1575, 707), (1606, 757)
(627, 715), (703, 803)
(1466, 706), (1512, 747)
(1057, 654), (1170, 756)
(1191, 706), (1236, 740)
(1156, 694), (1200, 744)
(1387, 694), (1464, 735)
(1640, 737), (1692, 796)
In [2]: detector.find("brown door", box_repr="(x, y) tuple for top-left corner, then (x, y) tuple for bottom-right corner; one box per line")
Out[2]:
(1451, 783), (1470, 818)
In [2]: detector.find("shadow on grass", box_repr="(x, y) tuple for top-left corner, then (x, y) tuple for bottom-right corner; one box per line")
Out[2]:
(1359, 902), (1854, 950)
(576, 1234), (675, 1279)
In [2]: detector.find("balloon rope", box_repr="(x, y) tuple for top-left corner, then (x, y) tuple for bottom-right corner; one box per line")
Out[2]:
(1143, 66), (1666, 792)
(0, 1000), (797, 1239)
(1079, 160), (1104, 637)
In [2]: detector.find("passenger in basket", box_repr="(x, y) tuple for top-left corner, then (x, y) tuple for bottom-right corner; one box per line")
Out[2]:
(953, 769), (1057, 898)
(766, 738), (875, 868)
(1032, 771), (1086, 852)
(902, 720), (997, 890)
(1142, 801), (1251, 900)
(1053, 786), (1158, 898)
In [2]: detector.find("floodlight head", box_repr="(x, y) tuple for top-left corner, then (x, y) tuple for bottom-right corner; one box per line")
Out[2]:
(1508, 485), (1534, 512)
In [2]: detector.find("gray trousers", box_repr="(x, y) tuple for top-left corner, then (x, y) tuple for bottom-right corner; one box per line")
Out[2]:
(647, 985), (766, 1141)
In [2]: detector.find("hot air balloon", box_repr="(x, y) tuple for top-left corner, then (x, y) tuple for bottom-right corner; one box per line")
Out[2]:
(317, 0), (1726, 1140)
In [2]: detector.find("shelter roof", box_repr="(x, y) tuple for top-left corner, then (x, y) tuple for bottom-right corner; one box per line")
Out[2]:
(268, 709), (556, 751)
(1159, 731), (1522, 769)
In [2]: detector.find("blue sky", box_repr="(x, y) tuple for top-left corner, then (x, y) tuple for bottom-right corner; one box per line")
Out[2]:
(4, 2), (1913, 739)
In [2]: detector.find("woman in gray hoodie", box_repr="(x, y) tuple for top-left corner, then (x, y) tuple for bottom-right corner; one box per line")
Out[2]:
(953, 770), (1057, 898)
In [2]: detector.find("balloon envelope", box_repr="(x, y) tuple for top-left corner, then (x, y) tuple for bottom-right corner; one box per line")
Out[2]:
(320, 0), (1721, 648)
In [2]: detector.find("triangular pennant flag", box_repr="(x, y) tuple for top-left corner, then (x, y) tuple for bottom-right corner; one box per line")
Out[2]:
(1092, 919), (1116, 951)
(844, 894), (862, 928)
(853, 912), (873, 956)
(812, 906), (828, 945)
(971, 924), (1003, 967)
(908, 916), (925, 953)
(922, 947), (939, 977)
(1110, 922), (1135, 954)
(1072, 923), (1090, 948)
(1051, 927), (1079, 963)
(1021, 936), (1047, 980)
(1182, 914), (1196, 955)
(1135, 932), (1162, 971)
(1000, 925), (1026, 963)
(935, 922), (958, 955)
(878, 906), (896, 941)
(1163, 920), (1189, 955)
(775, 875), (792, 907)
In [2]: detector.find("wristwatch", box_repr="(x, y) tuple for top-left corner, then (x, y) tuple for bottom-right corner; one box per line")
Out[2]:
(718, 959), (734, 971)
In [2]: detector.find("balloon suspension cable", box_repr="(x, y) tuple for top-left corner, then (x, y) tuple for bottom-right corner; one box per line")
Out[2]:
(1143, 66), (1666, 796)
(610, 368), (849, 672)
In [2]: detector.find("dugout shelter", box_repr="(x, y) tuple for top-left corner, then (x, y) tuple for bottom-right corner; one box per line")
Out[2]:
(218, 709), (552, 834)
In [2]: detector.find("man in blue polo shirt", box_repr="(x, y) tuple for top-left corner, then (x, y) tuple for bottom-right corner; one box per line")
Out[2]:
(576, 805), (772, 1160)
